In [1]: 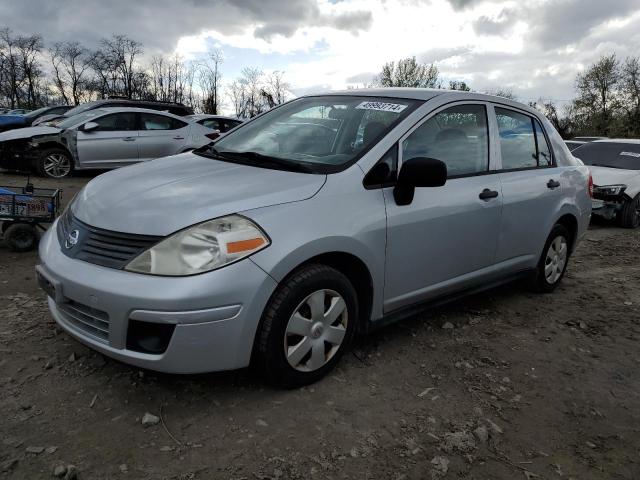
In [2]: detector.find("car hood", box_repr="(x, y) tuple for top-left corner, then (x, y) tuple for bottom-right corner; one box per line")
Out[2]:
(72, 152), (327, 236)
(0, 125), (59, 141)
(588, 165), (640, 187)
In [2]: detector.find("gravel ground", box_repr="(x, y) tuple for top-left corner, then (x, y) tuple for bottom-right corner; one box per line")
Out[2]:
(1, 172), (639, 480)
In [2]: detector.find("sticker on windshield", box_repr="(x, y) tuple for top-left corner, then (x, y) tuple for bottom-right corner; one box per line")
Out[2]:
(355, 101), (407, 113)
(620, 151), (640, 158)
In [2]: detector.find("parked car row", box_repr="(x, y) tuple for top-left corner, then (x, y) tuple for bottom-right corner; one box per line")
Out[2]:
(0, 99), (243, 178)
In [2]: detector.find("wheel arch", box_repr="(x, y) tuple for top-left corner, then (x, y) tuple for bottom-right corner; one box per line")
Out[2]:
(554, 212), (579, 251)
(289, 251), (375, 334)
(248, 248), (377, 365)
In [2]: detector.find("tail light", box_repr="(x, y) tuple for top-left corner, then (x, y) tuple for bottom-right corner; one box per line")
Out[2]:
(205, 132), (220, 141)
(587, 173), (593, 198)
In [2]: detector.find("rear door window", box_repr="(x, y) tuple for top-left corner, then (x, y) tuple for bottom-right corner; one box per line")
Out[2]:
(402, 104), (489, 177)
(140, 113), (187, 131)
(495, 108), (554, 169)
(200, 119), (221, 130)
(92, 112), (136, 131)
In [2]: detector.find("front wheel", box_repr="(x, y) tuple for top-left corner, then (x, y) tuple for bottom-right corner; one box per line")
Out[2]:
(533, 224), (570, 293)
(37, 148), (73, 179)
(254, 264), (358, 388)
(617, 194), (640, 229)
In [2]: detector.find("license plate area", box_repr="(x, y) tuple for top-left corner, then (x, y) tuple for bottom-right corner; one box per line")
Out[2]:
(36, 266), (62, 303)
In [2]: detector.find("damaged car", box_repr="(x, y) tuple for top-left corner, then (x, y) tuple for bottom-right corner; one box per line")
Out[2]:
(0, 107), (216, 178)
(573, 139), (640, 228)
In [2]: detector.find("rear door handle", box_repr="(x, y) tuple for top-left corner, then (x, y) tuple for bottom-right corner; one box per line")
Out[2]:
(173, 136), (185, 140)
(122, 137), (136, 142)
(479, 188), (499, 201)
(547, 179), (560, 189)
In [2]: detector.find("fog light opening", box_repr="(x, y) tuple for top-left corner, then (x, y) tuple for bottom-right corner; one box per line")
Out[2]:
(126, 320), (175, 354)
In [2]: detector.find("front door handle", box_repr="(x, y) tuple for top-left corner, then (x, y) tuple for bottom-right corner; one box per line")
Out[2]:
(479, 188), (499, 201)
(122, 137), (136, 142)
(547, 179), (560, 189)
(173, 136), (185, 140)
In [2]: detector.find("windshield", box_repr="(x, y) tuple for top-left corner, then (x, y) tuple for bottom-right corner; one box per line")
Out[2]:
(24, 106), (53, 119)
(63, 101), (102, 117)
(57, 109), (106, 129)
(203, 95), (421, 173)
(573, 142), (640, 170)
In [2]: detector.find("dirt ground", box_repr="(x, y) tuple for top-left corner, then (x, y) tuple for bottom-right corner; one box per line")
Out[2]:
(1, 171), (639, 480)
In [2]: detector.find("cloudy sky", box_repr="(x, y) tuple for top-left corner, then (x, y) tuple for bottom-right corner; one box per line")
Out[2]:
(2, 0), (640, 108)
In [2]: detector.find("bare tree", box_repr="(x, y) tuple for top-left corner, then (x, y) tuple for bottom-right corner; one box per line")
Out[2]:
(89, 35), (146, 99)
(50, 41), (92, 105)
(0, 29), (48, 108)
(199, 50), (223, 114)
(228, 79), (247, 118)
(0, 28), (21, 108)
(264, 70), (290, 105)
(378, 57), (440, 88)
(16, 33), (44, 107)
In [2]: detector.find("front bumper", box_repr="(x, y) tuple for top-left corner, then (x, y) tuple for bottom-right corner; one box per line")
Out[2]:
(591, 196), (625, 220)
(0, 140), (38, 171)
(38, 222), (278, 373)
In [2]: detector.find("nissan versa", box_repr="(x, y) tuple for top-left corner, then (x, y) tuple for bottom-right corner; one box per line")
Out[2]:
(37, 89), (592, 387)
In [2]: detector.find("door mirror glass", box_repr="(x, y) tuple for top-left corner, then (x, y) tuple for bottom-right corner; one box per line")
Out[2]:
(81, 121), (99, 132)
(394, 157), (447, 205)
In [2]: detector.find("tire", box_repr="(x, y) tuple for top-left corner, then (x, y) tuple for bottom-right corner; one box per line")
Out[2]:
(3, 223), (39, 252)
(254, 264), (358, 388)
(37, 148), (73, 179)
(617, 194), (640, 229)
(532, 224), (571, 293)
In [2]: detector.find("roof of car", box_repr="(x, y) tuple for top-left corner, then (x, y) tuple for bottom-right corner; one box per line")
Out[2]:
(95, 107), (192, 120)
(189, 114), (242, 121)
(591, 138), (640, 144)
(302, 88), (543, 115)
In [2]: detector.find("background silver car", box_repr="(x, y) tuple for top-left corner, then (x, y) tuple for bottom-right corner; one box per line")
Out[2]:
(37, 89), (592, 388)
(0, 107), (214, 178)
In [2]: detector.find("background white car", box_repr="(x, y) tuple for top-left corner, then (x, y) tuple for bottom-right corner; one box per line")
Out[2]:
(0, 108), (215, 178)
(187, 114), (244, 138)
(572, 139), (640, 228)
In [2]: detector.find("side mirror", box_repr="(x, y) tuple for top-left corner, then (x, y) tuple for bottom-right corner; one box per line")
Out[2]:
(393, 157), (447, 206)
(81, 121), (99, 132)
(205, 130), (221, 141)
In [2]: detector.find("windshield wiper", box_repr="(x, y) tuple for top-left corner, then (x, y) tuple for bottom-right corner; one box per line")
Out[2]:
(213, 150), (315, 173)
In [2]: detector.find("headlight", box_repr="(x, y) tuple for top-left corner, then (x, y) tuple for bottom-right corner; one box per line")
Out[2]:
(124, 215), (270, 276)
(593, 184), (626, 196)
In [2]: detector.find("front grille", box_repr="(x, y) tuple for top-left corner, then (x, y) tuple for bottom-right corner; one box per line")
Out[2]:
(58, 209), (162, 269)
(57, 300), (110, 342)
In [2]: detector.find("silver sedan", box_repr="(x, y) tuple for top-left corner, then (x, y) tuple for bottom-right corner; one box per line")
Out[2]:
(38, 89), (592, 387)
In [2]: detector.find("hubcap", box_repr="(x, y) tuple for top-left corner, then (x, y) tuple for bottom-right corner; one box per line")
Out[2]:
(284, 289), (348, 372)
(43, 153), (70, 178)
(544, 235), (567, 284)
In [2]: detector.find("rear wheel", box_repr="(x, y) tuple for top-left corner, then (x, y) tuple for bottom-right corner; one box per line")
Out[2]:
(533, 224), (570, 293)
(3, 222), (39, 252)
(254, 264), (358, 388)
(37, 148), (72, 179)
(617, 194), (640, 229)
